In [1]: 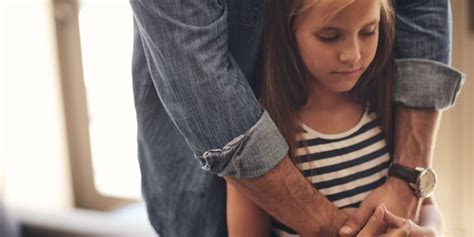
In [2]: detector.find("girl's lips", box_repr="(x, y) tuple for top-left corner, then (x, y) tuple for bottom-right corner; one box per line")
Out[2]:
(332, 68), (362, 75)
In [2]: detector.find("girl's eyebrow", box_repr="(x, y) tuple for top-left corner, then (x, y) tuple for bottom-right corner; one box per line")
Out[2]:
(318, 19), (380, 31)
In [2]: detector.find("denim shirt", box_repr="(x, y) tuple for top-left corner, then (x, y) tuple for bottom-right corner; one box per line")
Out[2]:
(130, 0), (465, 236)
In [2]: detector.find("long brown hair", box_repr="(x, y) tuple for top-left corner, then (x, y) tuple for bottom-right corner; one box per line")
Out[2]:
(260, 0), (396, 160)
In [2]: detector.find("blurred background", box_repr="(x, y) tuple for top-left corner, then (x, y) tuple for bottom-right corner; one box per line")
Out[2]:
(0, 0), (472, 236)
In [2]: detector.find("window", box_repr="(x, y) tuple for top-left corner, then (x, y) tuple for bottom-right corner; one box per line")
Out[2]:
(53, 0), (139, 210)
(78, 0), (140, 200)
(1, 0), (73, 210)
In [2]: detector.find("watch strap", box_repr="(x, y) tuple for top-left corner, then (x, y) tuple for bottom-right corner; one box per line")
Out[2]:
(388, 163), (419, 184)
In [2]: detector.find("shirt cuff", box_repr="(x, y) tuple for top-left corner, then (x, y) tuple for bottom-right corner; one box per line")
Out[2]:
(394, 59), (466, 110)
(195, 110), (289, 179)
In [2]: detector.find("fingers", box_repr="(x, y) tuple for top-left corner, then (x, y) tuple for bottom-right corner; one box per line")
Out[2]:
(382, 206), (409, 228)
(378, 207), (417, 237)
(377, 222), (412, 237)
(339, 215), (365, 237)
(355, 204), (387, 237)
(339, 202), (377, 236)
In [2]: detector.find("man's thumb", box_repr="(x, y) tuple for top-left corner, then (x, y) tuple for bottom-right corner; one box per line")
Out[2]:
(355, 204), (388, 236)
(338, 205), (375, 236)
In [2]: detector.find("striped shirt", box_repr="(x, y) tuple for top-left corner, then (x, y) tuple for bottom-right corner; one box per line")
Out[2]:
(271, 105), (392, 237)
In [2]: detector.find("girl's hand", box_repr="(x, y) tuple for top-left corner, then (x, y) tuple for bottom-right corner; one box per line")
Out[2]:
(357, 204), (438, 237)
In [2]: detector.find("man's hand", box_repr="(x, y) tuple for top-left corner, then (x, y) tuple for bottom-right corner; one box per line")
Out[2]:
(339, 177), (420, 236)
(339, 106), (441, 236)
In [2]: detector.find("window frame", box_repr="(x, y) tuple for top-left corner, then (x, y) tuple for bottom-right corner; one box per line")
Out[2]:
(51, 0), (134, 211)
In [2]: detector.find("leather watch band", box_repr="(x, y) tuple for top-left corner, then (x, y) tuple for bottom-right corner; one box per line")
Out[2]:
(388, 163), (419, 184)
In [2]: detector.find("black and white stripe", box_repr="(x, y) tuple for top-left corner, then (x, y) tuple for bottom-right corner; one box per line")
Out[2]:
(272, 108), (392, 237)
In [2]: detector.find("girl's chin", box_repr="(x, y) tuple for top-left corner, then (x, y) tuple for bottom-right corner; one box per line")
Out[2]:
(329, 81), (359, 93)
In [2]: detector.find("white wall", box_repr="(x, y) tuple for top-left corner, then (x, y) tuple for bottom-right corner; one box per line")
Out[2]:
(433, 0), (474, 236)
(1, 0), (73, 211)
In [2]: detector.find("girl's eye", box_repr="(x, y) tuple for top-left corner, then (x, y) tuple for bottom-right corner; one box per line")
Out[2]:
(361, 30), (376, 37)
(316, 29), (376, 42)
(317, 34), (339, 42)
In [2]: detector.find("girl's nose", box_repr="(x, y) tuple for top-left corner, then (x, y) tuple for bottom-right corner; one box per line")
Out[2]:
(338, 39), (361, 66)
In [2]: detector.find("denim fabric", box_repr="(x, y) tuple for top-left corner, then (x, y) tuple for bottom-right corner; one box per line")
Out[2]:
(393, 0), (466, 108)
(395, 59), (465, 109)
(130, 0), (464, 236)
(133, 23), (228, 237)
(130, 0), (288, 180)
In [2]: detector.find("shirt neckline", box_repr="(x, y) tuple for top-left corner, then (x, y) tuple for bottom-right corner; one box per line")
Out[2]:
(299, 103), (369, 140)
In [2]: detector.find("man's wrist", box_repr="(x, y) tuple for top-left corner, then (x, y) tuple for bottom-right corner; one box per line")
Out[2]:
(386, 176), (418, 200)
(329, 211), (348, 234)
(386, 176), (421, 220)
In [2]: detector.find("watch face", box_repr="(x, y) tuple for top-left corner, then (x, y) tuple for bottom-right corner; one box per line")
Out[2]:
(418, 169), (437, 198)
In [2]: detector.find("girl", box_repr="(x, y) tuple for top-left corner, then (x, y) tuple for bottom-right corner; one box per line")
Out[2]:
(226, 0), (444, 236)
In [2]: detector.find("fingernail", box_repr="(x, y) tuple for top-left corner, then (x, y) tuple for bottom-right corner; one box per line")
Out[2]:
(340, 226), (353, 234)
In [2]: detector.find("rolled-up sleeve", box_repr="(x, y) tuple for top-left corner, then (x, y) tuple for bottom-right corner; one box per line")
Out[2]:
(394, 0), (466, 109)
(130, 0), (288, 179)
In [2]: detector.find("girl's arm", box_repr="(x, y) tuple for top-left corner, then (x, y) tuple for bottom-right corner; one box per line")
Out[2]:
(417, 197), (445, 236)
(226, 182), (272, 237)
(380, 198), (444, 237)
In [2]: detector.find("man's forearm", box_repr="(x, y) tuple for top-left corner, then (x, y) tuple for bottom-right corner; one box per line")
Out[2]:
(225, 156), (347, 236)
(389, 105), (442, 219)
(393, 105), (442, 167)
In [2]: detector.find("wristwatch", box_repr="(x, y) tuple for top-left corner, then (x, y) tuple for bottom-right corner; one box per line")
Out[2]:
(388, 163), (437, 198)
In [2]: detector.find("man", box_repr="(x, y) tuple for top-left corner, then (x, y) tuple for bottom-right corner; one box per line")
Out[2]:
(129, 0), (465, 236)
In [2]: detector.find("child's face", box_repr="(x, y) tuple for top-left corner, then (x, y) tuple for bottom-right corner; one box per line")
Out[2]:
(294, 0), (381, 94)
